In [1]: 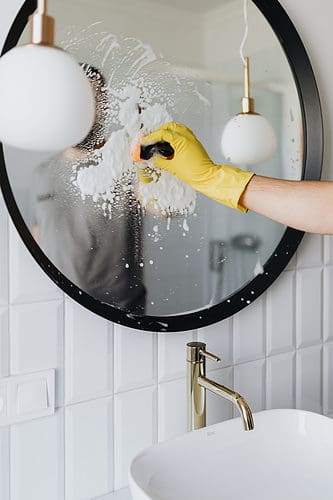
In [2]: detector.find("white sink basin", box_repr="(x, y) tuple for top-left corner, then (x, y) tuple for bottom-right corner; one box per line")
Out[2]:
(129, 409), (333, 500)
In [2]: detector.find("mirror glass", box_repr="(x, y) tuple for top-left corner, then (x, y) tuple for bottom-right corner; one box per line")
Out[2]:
(4, 0), (302, 317)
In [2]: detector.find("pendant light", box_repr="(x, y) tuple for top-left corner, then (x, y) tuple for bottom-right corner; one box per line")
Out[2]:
(221, 0), (277, 166)
(0, 0), (95, 152)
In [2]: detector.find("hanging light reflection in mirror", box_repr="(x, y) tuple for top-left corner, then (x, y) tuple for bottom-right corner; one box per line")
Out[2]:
(0, 0), (95, 152)
(221, 0), (277, 166)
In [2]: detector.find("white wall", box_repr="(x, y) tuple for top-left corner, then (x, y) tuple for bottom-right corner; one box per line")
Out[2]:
(0, 1), (333, 500)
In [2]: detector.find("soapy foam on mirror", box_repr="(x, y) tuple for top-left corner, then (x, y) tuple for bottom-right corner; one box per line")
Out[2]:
(75, 94), (197, 215)
(62, 28), (198, 216)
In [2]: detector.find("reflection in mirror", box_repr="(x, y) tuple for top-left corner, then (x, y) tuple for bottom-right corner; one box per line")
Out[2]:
(4, 0), (302, 317)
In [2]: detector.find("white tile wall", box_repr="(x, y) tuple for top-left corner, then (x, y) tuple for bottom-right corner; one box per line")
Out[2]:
(206, 367), (233, 425)
(114, 326), (156, 393)
(267, 271), (295, 355)
(266, 352), (295, 409)
(323, 342), (333, 416)
(233, 298), (265, 363)
(158, 378), (187, 441)
(114, 387), (156, 490)
(198, 319), (233, 367)
(65, 398), (113, 500)
(158, 331), (195, 382)
(296, 268), (323, 348)
(10, 300), (64, 406)
(0, 222), (331, 499)
(9, 222), (62, 305)
(296, 234), (323, 268)
(0, 428), (9, 500)
(323, 266), (333, 341)
(234, 359), (266, 414)
(0, 308), (9, 378)
(296, 345), (323, 413)
(65, 300), (113, 405)
(0, 195), (9, 307)
(10, 411), (64, 500)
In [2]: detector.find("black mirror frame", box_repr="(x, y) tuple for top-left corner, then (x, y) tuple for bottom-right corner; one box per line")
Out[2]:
(0, 0), (323, 332)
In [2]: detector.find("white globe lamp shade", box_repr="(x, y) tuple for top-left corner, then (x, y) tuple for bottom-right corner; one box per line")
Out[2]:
(221, 113), (277, 166)
(0, 45), (95, 152)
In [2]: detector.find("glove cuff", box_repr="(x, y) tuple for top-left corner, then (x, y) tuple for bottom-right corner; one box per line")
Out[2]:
(198, 164), (255, 213)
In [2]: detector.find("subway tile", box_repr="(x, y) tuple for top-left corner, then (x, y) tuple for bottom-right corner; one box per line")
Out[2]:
(11, 410), (64, 500)
(0, 308), (9, 378)
(9, 221), (62, 304)
(323, 343), (333, 416)
(296, 268), (323, 348)
(158, 378), (187, 442)
(267, 271), (295, 355)
(198, 319), (233, 367)
(114, 387), (155, 490)
(65, 299), (113, 404)
(206, 367), (233, 425)
(158, 331), (194, 382)
(296, 345), (322, 413)
(114, 325), (156, 393)
(65, 398), (113, 500)
(0, 193), (9, 306)
(297, 233), (323, 268)
(324, 235), (333, 265)
(266, 352), (295, 409)
(0, 427), (9, 500)
(323, 266), (333, 341)
(10, 300), (64, 406)
(233, 297), (265, 363)
(234, 359), (266, 414)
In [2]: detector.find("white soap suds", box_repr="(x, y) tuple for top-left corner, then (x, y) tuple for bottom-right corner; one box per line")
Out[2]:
(253, 256), (264, 276)
(183, 219), (189, 232)
(64, 30), (199, 217)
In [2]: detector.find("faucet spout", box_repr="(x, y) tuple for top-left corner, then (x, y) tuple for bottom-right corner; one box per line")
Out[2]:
(198, 376), (254, 431)
(186, 342), (254, 432)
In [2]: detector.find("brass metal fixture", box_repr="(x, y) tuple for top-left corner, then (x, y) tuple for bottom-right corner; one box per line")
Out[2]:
(187, 342), (254, 432)
(241, 56), (257, 115)
(29, 0), (55, 46)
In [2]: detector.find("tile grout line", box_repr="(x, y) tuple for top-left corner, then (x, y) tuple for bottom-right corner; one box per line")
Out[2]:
(112, 323), (117, 494)
(62, 293), (66, 500)
(7, 211), (11, 500)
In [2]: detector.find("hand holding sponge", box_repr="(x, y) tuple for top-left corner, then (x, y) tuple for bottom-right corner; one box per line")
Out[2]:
(133, 122), (255, 212)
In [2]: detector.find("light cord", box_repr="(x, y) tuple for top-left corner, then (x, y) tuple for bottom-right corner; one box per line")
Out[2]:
(37, 0), (47, 13)
(239, 0), (248, 66)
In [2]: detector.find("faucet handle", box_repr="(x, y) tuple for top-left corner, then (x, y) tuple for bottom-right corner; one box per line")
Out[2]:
(200, 349), (221, 363)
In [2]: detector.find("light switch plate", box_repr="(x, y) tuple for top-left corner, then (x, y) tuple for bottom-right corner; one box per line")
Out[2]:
(0, 369), (55, 426)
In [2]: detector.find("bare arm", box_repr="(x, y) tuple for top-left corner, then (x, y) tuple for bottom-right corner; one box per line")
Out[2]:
(240, 176), (333, 234)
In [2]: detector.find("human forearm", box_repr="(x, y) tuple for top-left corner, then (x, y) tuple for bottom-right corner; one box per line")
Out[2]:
(240, 175), (333, 234)
(140, 123), (331, 234)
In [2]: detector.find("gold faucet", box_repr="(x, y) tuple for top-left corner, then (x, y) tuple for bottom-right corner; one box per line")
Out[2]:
(187, 342), (254, 432)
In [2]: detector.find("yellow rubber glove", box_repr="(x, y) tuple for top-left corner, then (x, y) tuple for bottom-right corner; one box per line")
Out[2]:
(141, 122), (255, 212)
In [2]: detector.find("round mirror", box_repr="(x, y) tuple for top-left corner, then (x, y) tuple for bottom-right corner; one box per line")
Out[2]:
(0, 0), (323, 331)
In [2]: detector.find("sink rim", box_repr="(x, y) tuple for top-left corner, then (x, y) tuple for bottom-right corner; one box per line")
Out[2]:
(129, 409), (333, 500)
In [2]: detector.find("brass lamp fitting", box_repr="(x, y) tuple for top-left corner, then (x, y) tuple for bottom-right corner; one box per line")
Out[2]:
(29, 0), (55, 46)
(241, 56), (257, 115)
